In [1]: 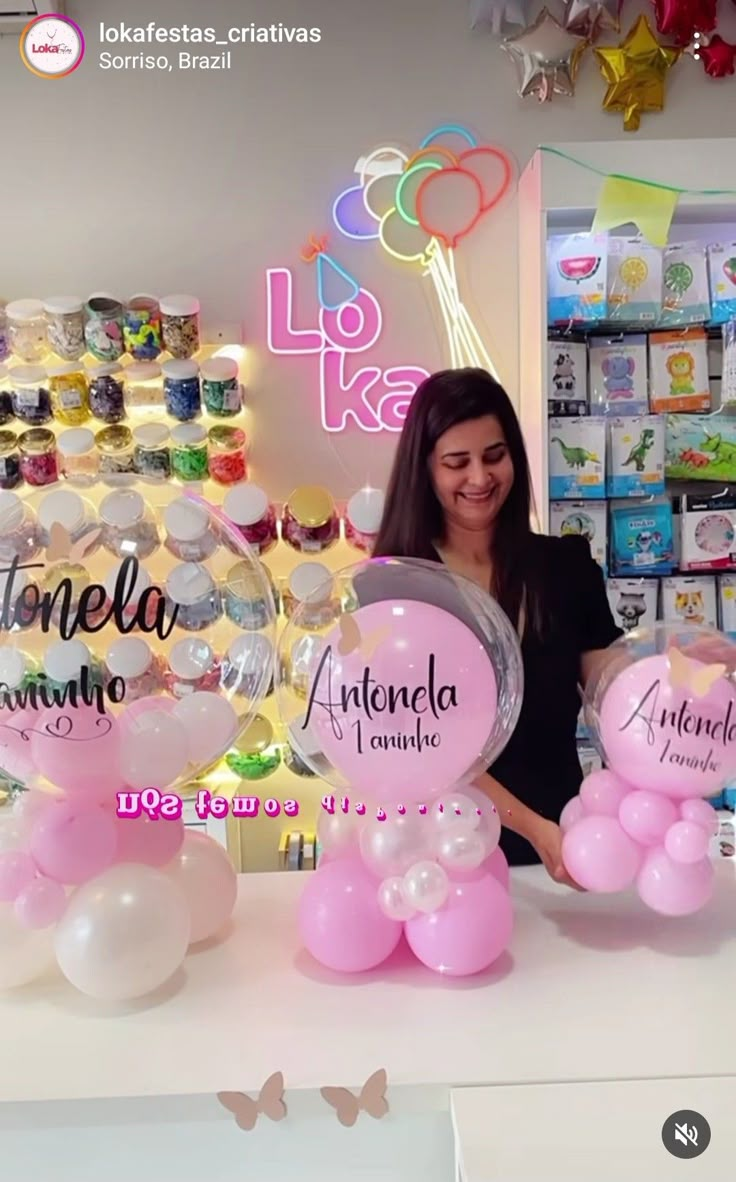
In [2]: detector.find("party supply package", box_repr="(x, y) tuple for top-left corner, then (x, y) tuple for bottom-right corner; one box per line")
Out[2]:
(588, 335), (648, 416)
(610, 500), (675, 576)
(665, 414), (736, 482)
(718, 573), (736, 638)
(547, 233), (608, 325)
(660, 242), (711, 327)
(649, 330), (710, 413)
(547, 339), (588, 416)
(606, 576), (659, 633)
(707, 243), (736, 325)
(606, 237), (662, 324)
(661, 574), (718, 628)
(680, 492), (736, 571)
(548, 417), (606, 499)
(607, 415), (665, 497)
(549, 500), (607, 571)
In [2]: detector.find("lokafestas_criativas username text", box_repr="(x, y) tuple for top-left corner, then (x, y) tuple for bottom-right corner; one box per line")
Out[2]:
(98, 22), (322, 44)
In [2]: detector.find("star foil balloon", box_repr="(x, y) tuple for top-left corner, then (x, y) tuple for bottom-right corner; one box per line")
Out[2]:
(652, 0), (717, 47)
(502, 7), (587, 101)
(689, 34), (736, 77)
(594, 15), (682, 132)
(470, 0), (535, 36)
(564, 0), (622, 40)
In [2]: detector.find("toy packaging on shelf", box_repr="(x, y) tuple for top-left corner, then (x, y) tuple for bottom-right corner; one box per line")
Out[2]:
(679, 492), (736, 571)
(546, 233), (608, 325)
(579, 746), (604, 777)
(549, 501), (607, 571)
(661, 574), (718, 628)
(548, 417), (605, 499)
(721, 319), (736, 407)
(547, 340), (588, 416)
(588, 335), (648, 416)
(606, 415), (665, 497)
(707, 244), (736, 326)
(606, 237), (662, 324)
(610, 500), (675, 576)
(718, 573), (736, 638)
(649, 329), (710, 413)
(665, 414), (736, 482)
(660, 242), (711, 327)
(709, 812), (735, 859)
(606, 576), (659, 633)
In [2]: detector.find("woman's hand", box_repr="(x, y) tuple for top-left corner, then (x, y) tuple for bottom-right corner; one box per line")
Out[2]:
(528, 818), (585, 891)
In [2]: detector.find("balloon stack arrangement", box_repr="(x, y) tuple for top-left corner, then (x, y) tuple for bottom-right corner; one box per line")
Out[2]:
(275, 557), (525, 978)
(561, 622), (736, 915)
(0, 481), (276, 1000)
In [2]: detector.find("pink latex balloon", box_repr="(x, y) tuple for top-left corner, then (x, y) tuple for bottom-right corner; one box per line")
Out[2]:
(166, 831), (237, 943)
(110, 811), (185, 868)
(120, 710), (189, 789)
(599, 653), (736, 799)
(12, 789), (56, 834)
(30, 705), (124, 796)
(619, 790), (678, 846)
(680, 798), (719, 836)
(560, 795), (584, 833)
(0, 850), (36, 902)
(171, 693), (238, 768)
(404, 871), (513, 976)
(562, 815), (644, 892)
(580, 769), (631, 817)
(484, 845), (510, 890)
(14, 875), (66, 929)
(30, 801), (117, 885)
(637, 847), (715, 916)
(298, 857), (403, 972)
(123, 695), (175, 724)
(0, 708), (40, 784)
(305, 601), (498, 804)
(665, 820), (710, 865)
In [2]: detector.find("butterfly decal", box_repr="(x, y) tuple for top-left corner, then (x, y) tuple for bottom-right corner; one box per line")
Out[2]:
(45, 522), (102, 565)
(320, 1068), (388, 1127)
(666, 647), (727, 699)
(216, 1071), (287, 1131)
(337, 615), (391, 662)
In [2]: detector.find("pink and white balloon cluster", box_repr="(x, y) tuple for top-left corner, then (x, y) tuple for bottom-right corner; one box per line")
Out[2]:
(561, 628), (736, 916)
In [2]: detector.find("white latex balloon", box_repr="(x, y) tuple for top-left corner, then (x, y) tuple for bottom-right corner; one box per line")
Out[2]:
(377, 876), (416, 921)
(431, 791), (482, 831)
(436, 828), (487, 870)
(171, 694), (239, 769)
(54, 863), (190, 1000)
(317, 807), (358, 857)
(121, 711), (189, 789)
(0, 902), (55, 989)
(166, 831), (237, 943)
(401, 860), (449, 914)
(359, 813), (428, 878)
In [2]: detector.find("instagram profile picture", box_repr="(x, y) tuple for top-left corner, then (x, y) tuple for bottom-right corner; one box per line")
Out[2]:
(20, 13), (85, 78)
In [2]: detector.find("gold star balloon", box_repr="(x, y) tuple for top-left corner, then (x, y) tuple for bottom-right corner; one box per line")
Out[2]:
(594, 15), (682, 131)
(502, 7), (587, 101)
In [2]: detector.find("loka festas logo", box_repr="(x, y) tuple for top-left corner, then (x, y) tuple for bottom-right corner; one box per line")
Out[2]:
(19, 14), (85, 78)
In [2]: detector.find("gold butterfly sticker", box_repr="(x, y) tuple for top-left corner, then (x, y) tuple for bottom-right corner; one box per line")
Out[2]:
(320, 1068), (388, 1127)
(45, 522), (102, 565)
(337, 615), (391, 662)
(217, 1071), (287, 1131)
(667, 647), (727, 699)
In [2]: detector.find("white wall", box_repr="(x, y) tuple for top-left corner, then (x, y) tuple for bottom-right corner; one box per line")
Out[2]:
(1, 0), (734, 498)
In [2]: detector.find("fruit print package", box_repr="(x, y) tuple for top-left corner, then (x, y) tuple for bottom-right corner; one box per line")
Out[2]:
(707, 244), (736, 326)
(659, 242), (711, 327)
(606, 237), (662, 324)
(648, 330), (710, 413)
(548, 417), (606, 499)
(547, 234), (608, 325)
(610, 500), (675, 576)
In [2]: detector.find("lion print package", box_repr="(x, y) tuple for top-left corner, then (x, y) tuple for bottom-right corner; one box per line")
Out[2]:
(649, 329), (710, 413)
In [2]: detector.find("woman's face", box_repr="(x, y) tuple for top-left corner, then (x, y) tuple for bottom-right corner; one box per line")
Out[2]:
(429, 414), (514, 533)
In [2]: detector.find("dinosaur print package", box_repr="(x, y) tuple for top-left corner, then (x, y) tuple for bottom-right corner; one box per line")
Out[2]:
(606, 577), (659, 634)
(588, 335), (649, 416)
(548, 417), (606, 499)
(648, 329), (710, 413)
(607, 415), (665, 497)
(610, 500), (675, 576)
(665, 414), (736, 483)
(661, 575), (718, 629)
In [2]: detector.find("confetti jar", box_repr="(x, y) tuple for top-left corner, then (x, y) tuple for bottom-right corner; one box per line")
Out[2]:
(37, 488), (99, 552)
(0, 431), (21, 491)
(224, 560), (277, 631)
(221, 483), (277, 556)
(104, 637), (163, 703)
(160, 294), (200, 359)
(163, 496), (217, 562)
(221, 633), (274, 699)
(43, 638), (102, 690)
(225, 715), (281, 781)
(0, 303), (8, 363)
(282, 485), (339, 553)
(201, 357), (241, 417)
(165, 562), (222, 632)
(48, 361), (90, 426)
(18, 428), (58, 487)
(103, 560), (159, 630)
(42, 296), (85, 361)
(345, 487), (384, 553)
(0, 649), (33, 691)
(87, 362), (126, 423)
(289, 634), (326, 699)
(283, 562), (338, 630)
(40, 566), (93, 632)
(5, 300), (46, 363)
(57, 427), (99, 486)
(9, 365), (52, 425)
(0, 565), (40, 632)
(165, 637), (222, 698)
(133, 423), (170, 480)
(96, 424), (135, 476)
(171, 423), (208, 482)
(0, 365), (12, 425)
(284, 714), (328, 778)
(84, 296), (124, 362)
(123, 295), (162, 360)
(163, 359), (201, 421)
(99, 489), (160, 560)
(207, 425), (247, 486)
(123, 361), (163, 412)
(0, 491), (41, 564)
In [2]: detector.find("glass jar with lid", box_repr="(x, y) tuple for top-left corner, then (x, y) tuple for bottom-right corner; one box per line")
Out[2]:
(163, 359), (201, 421)
(41, 569), (98, 633)
(123, 295), (162, 360)
(96, 424), (134, 476)
(5, 300), (46, 363)
(37, 488), (99, 553)
(344, 487), (385, 553)
(225, 715), (281, 781)
(57, 427), (99, 485)
(0, 366), (13, 426)
(47, 361), (90, 426)
(104, 636), (163, 702)
(221, 483), (277, 555)
(201, 357), (241, 417)
(0, 431), (21, 491)
(283, 562), (338, 629)
(43, 638), (102, 689)
(84, 295), (124, 362)
(99, 488), (160, 559)
(165, 562), (222, 632)
(164, 496), (218, 562)
(42, 296), (85, 361)
(171, 422), (208, 482)
(0, 491), (41, 564)
(282, 485), (339, 553)
(222, 634), (274, 699)
(18, 429), (58, 486)
(284, 714), (328, 778)
(160, 294), (200, 359)
(9, 365), (52, 425)
(123, 361), (163, 411)
(87, 361), (126, 423)
(103, 560), (159, 630)
(0, 302), (8, 363)
(207, 426), (247, 485)
(223, 560), (277, 630)
(133, 422), (170, 480)
(165, 637), (222, 697)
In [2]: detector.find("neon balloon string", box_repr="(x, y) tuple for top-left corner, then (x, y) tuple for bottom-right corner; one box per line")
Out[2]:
(419, 124), (478, 149)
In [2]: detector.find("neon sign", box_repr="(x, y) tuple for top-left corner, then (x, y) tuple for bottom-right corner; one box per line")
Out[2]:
(266, 267), (430, 433)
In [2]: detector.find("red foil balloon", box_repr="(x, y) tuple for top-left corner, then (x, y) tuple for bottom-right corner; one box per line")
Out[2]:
(697, 35), (736, 77)
(653, 0), (716, 45)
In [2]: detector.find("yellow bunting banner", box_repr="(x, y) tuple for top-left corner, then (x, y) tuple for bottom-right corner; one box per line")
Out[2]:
(591, 173), (680, 248)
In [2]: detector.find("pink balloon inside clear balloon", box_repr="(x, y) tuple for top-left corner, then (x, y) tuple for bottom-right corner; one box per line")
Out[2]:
(0, 849), (36, 902)
(665, 820), (711, 865)
(14, 875), (66, 929)
(599, 653), (736, 799)
(123, 695), (175, 724)
(560, 795), (584, 834)
(580, 769), (631, 817)
(298, 857), (403, 972)
(484, 845), (510, 890)
(680, 797), (719, 836)
(30, 800), (118, 885)
(619, 790), (678, 846)
(109, 811), (185, 868)
(637, 847), (715, 916)
(30, 705), (123, 796)
(305, 601), (498, 804)
(562, 815), (644, 893)
(404, 871), (513, 976)
(0, 707), (40, 784)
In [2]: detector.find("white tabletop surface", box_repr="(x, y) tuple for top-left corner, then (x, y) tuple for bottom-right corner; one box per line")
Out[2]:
(1, 864), (734, 1105)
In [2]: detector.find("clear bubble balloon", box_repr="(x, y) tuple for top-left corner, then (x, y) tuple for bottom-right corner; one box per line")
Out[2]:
(377, 875), (416, 921)
(359, 813), (428, 878)
(401, 860), (450, 914)
(435, 828), (487, 871)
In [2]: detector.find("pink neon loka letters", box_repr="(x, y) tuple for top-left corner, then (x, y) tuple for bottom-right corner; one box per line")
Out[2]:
(266, 268), (430, 432)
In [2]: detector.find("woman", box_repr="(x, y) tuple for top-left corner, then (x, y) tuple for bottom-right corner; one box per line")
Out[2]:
(372, 368), (622, 886)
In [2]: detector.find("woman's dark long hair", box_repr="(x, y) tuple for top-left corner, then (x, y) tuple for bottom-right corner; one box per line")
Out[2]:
(372, 368), (541, 632)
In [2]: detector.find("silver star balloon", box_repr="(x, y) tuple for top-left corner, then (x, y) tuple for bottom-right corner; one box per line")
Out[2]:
(502, 8), (588, 101)
(470, 0), (535, 37)
(563, 0), (622, 40)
